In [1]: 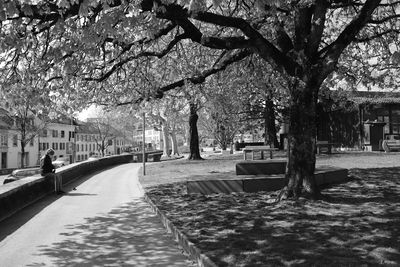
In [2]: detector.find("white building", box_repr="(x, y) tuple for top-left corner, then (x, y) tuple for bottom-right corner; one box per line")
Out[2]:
(38, 118), (76, 164)
(0, 108), (39, 169)
(0, 109), (132, 170)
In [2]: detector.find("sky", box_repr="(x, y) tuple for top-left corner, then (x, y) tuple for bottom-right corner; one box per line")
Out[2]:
(76, 105), (102, 121)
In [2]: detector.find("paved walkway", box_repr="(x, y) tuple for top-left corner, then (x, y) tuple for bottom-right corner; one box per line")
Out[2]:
(0, 163), (193, 266)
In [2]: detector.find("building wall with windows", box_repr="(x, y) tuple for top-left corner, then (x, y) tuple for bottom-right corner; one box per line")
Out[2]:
(132, 127), (163, 150)
(1, 129), (39, 169)
(38, 121), (76, 164)
(0, 111), (132, 169)
(75, 132), (100, 162)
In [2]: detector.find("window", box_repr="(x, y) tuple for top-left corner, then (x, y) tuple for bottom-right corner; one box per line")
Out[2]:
(77, 155), (81, 161)
(60, 143), (65, 150)
(61, 130), (65, 138)
(0, 134), (8, 146)
(52, 142), (58, 150)
(85, 144), (88, 151)
(52, 130), (58, 138)
(85, 135), (88, 141)
(13, 135), (18, 146)
(30, 139), (34, 146)
(42, 129), (48, 137)
(40, 142), (50, 151)
(108, 139), (113, 146)
(77, 145), (80, 152)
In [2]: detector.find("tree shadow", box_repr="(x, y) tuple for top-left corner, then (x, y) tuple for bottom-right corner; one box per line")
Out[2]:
(26, 198), (192, 267)
(0, 169), (112, 242)
(146, 167), (400, 266)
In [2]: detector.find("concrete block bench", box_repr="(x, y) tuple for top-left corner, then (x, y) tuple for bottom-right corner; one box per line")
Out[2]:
(188, 164), (348, 195)
(236, 159), (286, 175)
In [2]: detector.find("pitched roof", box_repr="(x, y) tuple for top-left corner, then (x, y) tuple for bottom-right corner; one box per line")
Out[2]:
(346, 91), (400, 105)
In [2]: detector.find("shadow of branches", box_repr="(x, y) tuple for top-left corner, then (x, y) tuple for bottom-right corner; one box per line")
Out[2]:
(27, 198), (192, 267)
(146, 167), (400, 266)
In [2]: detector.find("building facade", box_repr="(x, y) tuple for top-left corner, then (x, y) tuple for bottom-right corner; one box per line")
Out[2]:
(0, 111), (132, 170)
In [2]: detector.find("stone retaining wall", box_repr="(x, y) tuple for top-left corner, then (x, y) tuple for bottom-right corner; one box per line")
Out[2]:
(0, 154), (133, 222)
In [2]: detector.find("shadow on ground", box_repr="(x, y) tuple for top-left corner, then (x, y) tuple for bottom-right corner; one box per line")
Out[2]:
(0, 169), (106, 242)
(146, 167), (400, 266)
(26, 198), (192, 267)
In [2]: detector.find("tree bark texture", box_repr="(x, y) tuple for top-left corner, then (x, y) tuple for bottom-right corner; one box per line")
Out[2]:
(161, 122), (171, 157)
(264, 99), (279, 148)
(279, 79), (320, 200)
(188, 103), (203, 160)
(170, 130), (180, 156)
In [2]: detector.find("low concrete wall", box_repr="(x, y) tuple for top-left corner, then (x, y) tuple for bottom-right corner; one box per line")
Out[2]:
(0, 154), (133, 222)
(236, 160), (286, 175)
(188, 166), (349, 195)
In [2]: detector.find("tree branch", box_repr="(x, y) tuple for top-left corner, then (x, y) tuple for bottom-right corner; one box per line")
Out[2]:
(319, 0), (381, 72)
(85, 33), (190, 82)
(150, 2), (301, 77)
(116, 49), (253, 105)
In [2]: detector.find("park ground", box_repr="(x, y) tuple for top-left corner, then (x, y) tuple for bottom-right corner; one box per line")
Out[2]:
(139, 150), (400, 266)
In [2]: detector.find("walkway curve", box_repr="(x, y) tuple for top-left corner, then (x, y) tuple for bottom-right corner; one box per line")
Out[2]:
(0, 163), (193, 267)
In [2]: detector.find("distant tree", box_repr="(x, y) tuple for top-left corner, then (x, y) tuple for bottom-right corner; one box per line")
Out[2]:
(0, 75), (53, 168)
(86, 115), (116, 157)
(201, 71), (245, 150)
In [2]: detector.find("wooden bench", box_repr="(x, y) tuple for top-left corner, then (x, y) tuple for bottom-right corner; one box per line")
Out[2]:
(316, 141), (336, 154)
(242, 146), (278, 160)
(382, 139), (400, 152)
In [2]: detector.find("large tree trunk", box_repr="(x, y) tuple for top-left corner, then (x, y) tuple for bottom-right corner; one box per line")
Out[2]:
(188, 102), (203, 160)
(278, 79), (321, 201)
(264, 99), (279, 148)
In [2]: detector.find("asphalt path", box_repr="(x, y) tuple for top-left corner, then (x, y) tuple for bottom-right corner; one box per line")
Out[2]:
(0, 163), (193, 267)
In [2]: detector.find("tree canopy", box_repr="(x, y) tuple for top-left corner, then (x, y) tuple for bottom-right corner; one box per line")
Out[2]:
(1, 0), (400, 199)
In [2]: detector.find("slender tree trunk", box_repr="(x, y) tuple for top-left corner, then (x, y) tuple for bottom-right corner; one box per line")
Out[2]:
(161, 122), (171, 157)
(264, 99), (279, 148)
(188, 102), (203, 160)
(20, 142), (25, 168)
(219, 125), (227, 150)
(170, 130), (180, 156)
(278, 79), (321, 201)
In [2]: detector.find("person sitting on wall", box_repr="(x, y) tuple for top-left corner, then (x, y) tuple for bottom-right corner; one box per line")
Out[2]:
(41, 148), (64, 194)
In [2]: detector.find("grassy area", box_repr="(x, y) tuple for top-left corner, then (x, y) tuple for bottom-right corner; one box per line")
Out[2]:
(139, 151), (400, 266)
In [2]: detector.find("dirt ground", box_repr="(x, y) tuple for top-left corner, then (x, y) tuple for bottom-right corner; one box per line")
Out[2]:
(141, 151), (400, 266)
